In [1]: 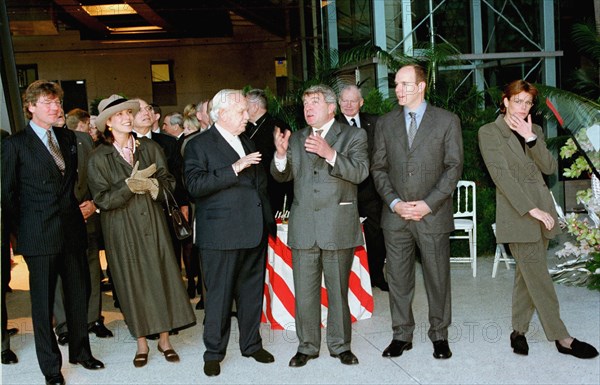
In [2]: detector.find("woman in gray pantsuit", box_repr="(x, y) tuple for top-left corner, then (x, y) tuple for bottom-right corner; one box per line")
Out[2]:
(478, 80), (598, 359)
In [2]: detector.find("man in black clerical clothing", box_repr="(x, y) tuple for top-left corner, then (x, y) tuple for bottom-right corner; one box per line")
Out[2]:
(245, 89), (293, 215)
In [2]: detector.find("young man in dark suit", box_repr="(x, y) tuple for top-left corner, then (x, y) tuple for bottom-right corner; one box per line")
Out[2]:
(52, 108), (113, 346)
(371, 64), (463, 360)
(335, 84), (389, 292)
(1, 80), (104, 385)
(184, 89), (276, 377)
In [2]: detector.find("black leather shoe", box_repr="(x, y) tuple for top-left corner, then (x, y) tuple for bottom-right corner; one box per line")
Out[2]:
(288, 352), (319, 367)
(556, 338), (599, 359)
(69, 357), (105, 370)
(330, 350), (359, 365)
(89, 321), (114, 338)
(1, 349), (18, 364)
(45, 374), (65, 385)
(432, 339), (452, 359)
(57, 332), (69, 346)
(510, 331), (528, 355)
(7, 328), (18, 337)
(382, 340), (412, 357)
(243, 348), (274, 363)
(195, 298), (204, 310)
(204, 360), (220, 376)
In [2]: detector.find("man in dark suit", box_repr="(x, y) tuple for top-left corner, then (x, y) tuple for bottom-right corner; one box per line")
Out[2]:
(335, 84), (389, 292)
(52, 108), (113, 346)
(1, 80), (104, 385)
(272, 84), (369, 367)
(184, 89), (276, 377)
(371, 64), (463, 360)
(1, 128), (18, 366)
(245, 88), (293, 214)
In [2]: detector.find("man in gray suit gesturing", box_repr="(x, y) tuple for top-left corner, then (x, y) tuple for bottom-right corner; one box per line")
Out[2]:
(371, 64), (463, 360)
(271, 84), (369, 367)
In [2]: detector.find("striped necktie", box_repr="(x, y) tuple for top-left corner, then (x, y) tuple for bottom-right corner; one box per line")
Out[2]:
(407, 112), (417, 148)
(47, 130), (65, 175)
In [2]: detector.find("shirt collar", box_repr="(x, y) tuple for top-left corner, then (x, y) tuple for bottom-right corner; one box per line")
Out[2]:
(215, 123), (239, 142)
(30, 120), (53, 142)
(134, 129), (152, 139)
(405, 101), (427, 119)
(344, 114), (359, 122)
(312, 118), (335, 137)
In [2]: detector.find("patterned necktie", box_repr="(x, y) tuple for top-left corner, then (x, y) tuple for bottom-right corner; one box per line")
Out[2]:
(407, 112), (418, 148)
(47, 130), (65, 175)
(314, 129), (323, 136)
(350, 118), (357, 127)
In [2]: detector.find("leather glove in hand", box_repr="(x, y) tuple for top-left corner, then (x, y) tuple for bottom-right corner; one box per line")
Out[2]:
(125, 177), (159, 200)
(130, 161), (157, 179)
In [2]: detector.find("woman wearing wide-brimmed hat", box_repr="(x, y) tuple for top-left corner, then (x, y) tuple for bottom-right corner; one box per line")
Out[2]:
(87, 95), (195, 368)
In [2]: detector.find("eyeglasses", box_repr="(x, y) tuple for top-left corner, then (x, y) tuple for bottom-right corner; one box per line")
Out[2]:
(37, 99), (62, 107)
(511, 98), (534, 107)
(141, 105), (153, 112)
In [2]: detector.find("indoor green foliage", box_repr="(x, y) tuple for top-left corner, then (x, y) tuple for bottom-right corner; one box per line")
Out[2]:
(361, 88), (395, 116)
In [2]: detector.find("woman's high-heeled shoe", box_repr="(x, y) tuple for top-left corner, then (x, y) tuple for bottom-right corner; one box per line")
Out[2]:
(158, 344), (180, 363)
(133, 352), (148, 368)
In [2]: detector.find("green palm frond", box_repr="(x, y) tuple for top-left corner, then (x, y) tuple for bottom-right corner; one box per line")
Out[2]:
(571, 68), (600, 100)
(535, 84), (600, 134)
(572, 23), (600, 62)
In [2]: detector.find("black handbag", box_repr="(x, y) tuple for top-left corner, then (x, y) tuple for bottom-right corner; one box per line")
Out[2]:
(163, 188), (192, 240)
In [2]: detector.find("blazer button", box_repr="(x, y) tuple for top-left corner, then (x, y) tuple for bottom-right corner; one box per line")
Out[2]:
(257, 202), (262, 207)
(314, 171), (317, 175)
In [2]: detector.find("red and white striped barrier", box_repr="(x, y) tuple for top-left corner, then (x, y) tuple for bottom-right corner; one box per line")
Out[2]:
(262, 224), (374, 330)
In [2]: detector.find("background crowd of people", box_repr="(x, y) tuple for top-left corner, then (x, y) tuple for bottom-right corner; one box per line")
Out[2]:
(1, 67), (598, 385)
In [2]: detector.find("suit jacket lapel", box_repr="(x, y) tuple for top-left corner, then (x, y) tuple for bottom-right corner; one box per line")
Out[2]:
(25, 125), (64, 178)
(325, 121), (340, 149)
(211, 126), (241, 163)
(389, 108), (409, 152)
(54, 127), (74, 177)
(495, 115), (529, 161)
(408, 105), (429, 152)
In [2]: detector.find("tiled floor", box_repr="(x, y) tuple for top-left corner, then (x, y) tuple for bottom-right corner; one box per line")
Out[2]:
(2, 250), (599, 385)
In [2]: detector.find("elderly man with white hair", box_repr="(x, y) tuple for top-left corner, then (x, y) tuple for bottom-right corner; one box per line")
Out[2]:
(184, 89), (276, 377)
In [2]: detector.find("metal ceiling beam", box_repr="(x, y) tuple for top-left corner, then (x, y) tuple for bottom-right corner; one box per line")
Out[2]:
(52, 0), (109, 35)
(126, 0), (172, 30)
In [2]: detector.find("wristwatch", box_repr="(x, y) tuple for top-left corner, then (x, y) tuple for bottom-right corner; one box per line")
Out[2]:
(526, 135), (537, 143)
